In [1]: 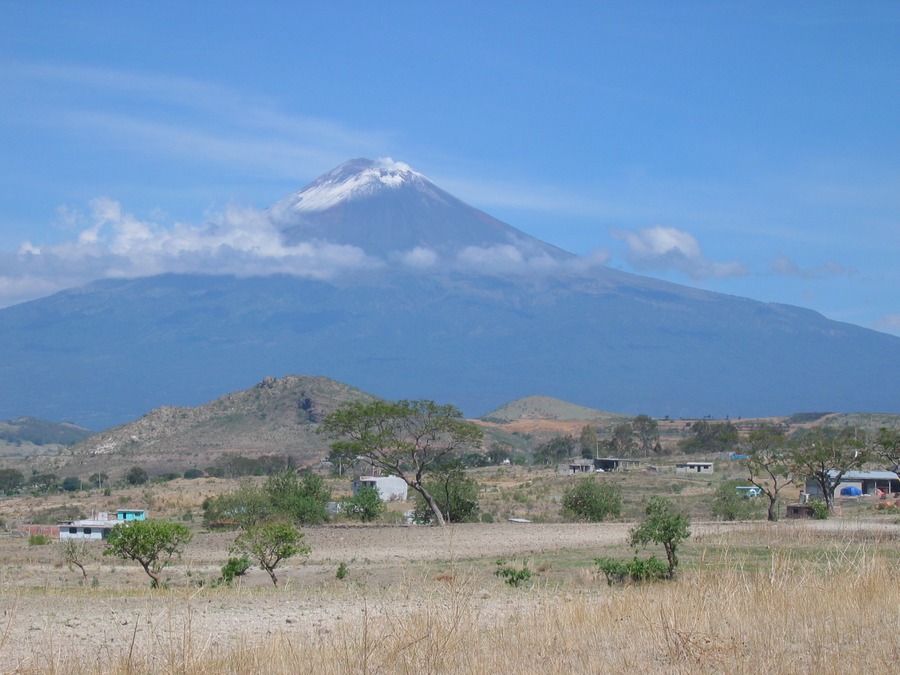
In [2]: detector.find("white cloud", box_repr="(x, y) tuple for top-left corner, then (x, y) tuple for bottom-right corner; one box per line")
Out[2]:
(873, 314), (900, 336)
(0, 200), (384, 308)
(614, 225), (747, 280)
(768, 255), (854, 279)
(398, 246), (439, 269)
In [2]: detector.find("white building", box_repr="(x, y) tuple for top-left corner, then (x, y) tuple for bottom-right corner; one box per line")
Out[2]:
(675, 461), (714, 475)
(59, 512), (118, 540)
(352, 475), (408, 502)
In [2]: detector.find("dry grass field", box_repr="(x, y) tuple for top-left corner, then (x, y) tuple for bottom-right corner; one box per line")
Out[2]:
(1, 517), (898, 674)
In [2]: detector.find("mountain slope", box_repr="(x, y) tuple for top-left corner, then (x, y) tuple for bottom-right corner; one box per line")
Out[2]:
(1, 158), (898, 429)
(62, 375), (375, 473)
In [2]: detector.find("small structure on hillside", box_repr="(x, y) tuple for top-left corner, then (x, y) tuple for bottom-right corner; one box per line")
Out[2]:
(675, 461), (714, 475)
(593, 457), (642, 472)
(59, 512), (119, 540)
(785, 504), (817, 519)
(116, 509), (147, 522)
(352, 475), (408, 502)
(559, 459), (595, 475)
(805, 470), (900, 498)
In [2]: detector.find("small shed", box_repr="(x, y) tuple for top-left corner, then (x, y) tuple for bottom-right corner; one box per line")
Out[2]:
(785, 504), (816, 519)
(571, 458), (595, 473)
(116, 509), (147, 521)
(675, 461), (714, 475)
(352, 475), (408, 502)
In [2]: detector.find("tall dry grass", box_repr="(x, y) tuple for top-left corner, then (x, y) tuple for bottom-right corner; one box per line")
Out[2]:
(4, 525), (899, 674)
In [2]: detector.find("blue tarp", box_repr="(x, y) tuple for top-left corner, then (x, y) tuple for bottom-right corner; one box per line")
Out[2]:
(840, 485), (862, 496)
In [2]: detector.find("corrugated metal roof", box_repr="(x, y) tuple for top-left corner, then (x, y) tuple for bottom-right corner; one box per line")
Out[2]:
(827, 470), (899, 480)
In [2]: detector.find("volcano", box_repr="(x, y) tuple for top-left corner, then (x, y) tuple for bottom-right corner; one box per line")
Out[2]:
(2, 158), (898, 429)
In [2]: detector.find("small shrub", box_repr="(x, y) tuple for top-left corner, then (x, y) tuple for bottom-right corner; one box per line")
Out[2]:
(562, 478), (622, 522)
(220, 555), (252, 586)
(809, 499), (829, 520)
(28, 534), (52, 546)
(595, 556), (669, 585)
(494, 558), (533, 588)
(336, 562), (349, 580)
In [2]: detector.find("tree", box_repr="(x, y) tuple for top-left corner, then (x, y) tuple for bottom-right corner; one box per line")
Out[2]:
(874, 428), (900, 468)
(233, 522), (310, 587)
(791, 427), (868, 512)
(745, 424), (796, 521)
(609, 422), (636, 456)
(711, 480), (763, 521)
(562, 478), (622, 522)
(264, 471), (331, 525)
(680, 420), (739, 455)
(0, 468), (25, 494)
(88, 472), (109, 489)
(413, 463), (480, 524)
(202, 482), (274, 529)
(30, 472), (58, 493)
(61, 476), (81, 492)
(60, 538), (94, 582)
(632, 415), (661, 456)
(322, 399), (483, 527)
(343, 485), (385, 522)
(104, 519), (193, 588)
(534, 435), (576, 465)
(579, 425), (599, 459)
(125, 466), (149, 485)
(630, 497), (691, 579)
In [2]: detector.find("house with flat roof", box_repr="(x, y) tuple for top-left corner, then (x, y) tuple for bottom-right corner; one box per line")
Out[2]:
(675, 461), (714, 475)
(352, 475), (408, 502)
(805, 470), (900, 498)
(593, 458), (642, 472)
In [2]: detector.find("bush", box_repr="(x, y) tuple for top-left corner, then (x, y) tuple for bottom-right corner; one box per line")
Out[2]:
(413, 464), (480, 525)
(630, 496), (691, 579)
(562, 478), (622, 522)
(28, 534), (52, 546)
(810, 499), (829, 520)
(125, 467), (149, 485)
(183, 469), (204, 479)
(595, 556), (668, 585)
(336, 562), (349, 580)
(342, 485), (385, 522)
(220, 555), (251, 586)
(711, 480), (763, 521)
(61, 476), (81, 492)
(494, 559), (533, 588)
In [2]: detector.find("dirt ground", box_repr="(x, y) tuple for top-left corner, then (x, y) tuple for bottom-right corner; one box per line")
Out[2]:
(1, 519), (897, 672)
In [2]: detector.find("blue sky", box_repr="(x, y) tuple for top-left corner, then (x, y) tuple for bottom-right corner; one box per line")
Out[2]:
(1, 2), (899, 335)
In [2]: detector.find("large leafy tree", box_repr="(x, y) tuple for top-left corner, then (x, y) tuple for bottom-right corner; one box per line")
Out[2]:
(322, 399), (483, 526)
(791, 427), (868, 512)
(104, 520), (193, 588)
(746, 424), (796, 521)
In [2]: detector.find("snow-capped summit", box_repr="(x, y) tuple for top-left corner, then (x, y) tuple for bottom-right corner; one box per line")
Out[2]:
(278, 158), (431, 213)
(268, 158), (572, 261)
